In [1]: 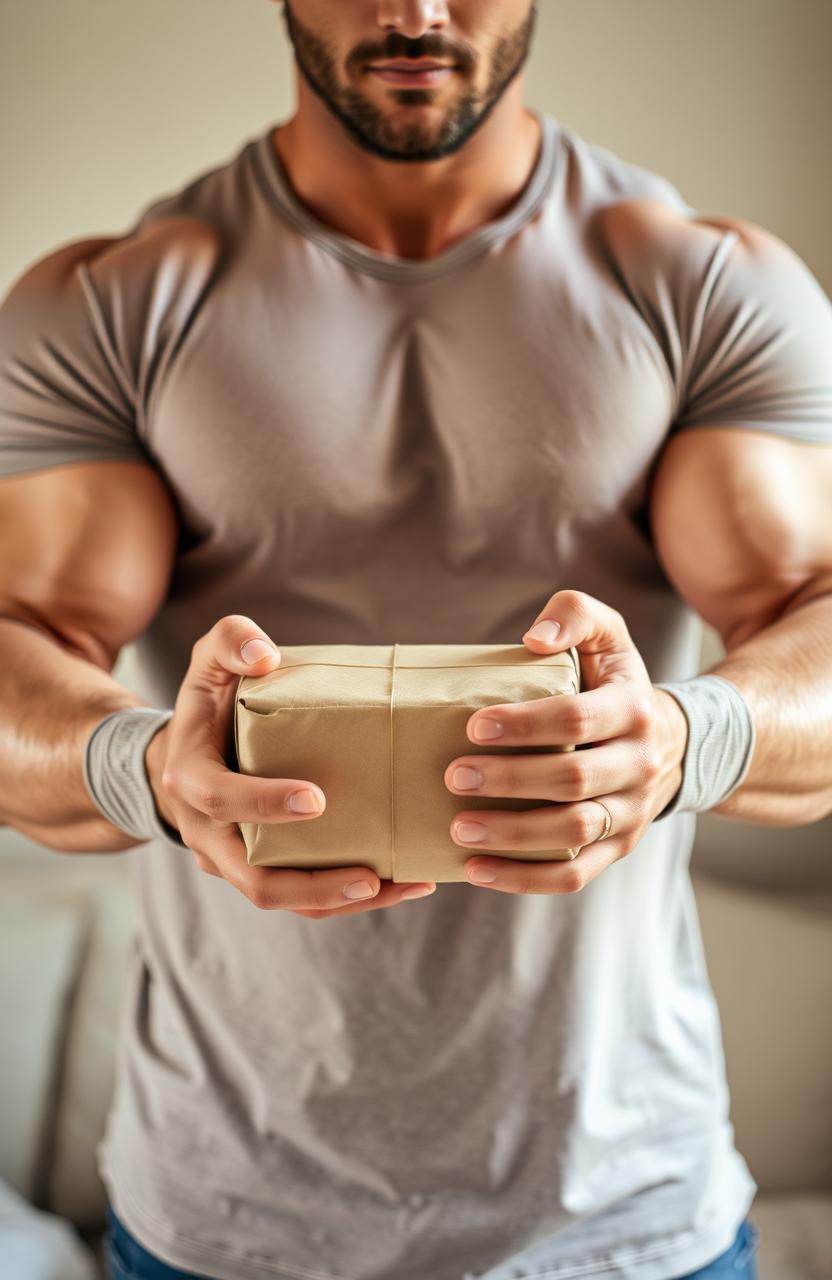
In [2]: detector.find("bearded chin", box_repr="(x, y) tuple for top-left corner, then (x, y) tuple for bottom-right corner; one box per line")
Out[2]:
(281, 0), (537, 164)
(322, 87), (487, 163)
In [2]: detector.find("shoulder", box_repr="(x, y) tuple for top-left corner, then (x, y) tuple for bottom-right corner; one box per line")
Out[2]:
(591, 187), (820, 306)
(553, 123), (806, 281)
(0, 131), (261, 322)
(553, 126), (732, 291)
(0, 218), (223, 367)
(3, 217), (221, 299)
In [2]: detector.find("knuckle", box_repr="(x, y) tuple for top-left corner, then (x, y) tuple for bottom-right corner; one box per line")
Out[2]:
(497, 758), (521, 794)
(510, 705), (532, 739)
(311, 876), (343, 912)
(631, 694), (655, 733)
(501, 818), (525, 849)
(255, 787), (278, 821)
(216, 613), (248, 643)
(560, 755), (590, 797)
(161, 765), (180, 798)
(198, 786), (231, 819)
(561, 866), (586, 894)
(641, 744), (662, 781)
(246, 884), (275, 911)
(560, 698), (590, 739)
(572, 809), (597, 846)
(558, 589), (589, 617)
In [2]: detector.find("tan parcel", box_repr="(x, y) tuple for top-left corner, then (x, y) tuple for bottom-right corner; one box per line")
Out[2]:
(234, 642), (582, 883)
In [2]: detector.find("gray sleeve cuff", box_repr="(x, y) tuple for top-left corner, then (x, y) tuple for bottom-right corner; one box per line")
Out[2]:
(653, 673), (756, 819)
(82, 707), (188, 848)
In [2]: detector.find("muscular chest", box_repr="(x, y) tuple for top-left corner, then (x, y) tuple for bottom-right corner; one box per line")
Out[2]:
(144, 272), (674, 572)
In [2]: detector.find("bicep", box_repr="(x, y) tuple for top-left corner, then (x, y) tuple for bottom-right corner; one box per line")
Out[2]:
(0, 460), (178, 670)
(646, 426), (832, 649)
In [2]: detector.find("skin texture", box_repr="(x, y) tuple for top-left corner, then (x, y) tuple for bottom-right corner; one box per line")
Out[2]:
(271, 0), (544, 259)
(1, 0), (831, 915)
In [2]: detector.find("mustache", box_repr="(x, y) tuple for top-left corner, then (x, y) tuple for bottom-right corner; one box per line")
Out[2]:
(347, 32), (476, 73)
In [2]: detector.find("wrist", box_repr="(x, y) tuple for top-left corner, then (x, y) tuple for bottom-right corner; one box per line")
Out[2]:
(144, 721), (178, 832)
(653, 687), (690, 814)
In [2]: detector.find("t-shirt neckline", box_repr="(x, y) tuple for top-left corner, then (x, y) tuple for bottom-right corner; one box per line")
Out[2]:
(252, 107), (557, 283)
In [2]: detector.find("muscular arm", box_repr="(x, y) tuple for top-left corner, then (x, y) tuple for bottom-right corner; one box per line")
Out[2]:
(0, 459), (179, 850)
(648, 423), (832, 826)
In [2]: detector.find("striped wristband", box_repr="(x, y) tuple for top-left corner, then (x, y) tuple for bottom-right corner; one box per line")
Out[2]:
(82, 707), (187, 847)
(652, 673), (756, 819)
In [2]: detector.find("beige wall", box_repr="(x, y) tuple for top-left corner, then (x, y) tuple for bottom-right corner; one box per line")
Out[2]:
(2, 0), (830, 294)
(1, 0), (830, 877)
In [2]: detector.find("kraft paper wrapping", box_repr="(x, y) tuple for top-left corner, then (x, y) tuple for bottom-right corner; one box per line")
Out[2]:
(234, 643), (582, 884)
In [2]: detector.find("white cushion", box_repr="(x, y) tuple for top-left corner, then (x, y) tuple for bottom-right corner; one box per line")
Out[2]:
(0, 1177), (97, 1280)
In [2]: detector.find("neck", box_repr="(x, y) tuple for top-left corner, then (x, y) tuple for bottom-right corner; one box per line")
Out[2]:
(271, 80), (542, 260)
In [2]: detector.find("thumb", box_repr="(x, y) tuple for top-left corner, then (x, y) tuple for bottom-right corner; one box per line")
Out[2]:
(522, 589), (649, 689)
(174, 616), (283, 760)
(195, 614), (282, 677)
(180, 613), (281, 707)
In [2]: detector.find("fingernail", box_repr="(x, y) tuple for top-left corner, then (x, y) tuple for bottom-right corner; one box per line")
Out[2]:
(241, 638), (276, 663)
(343, 880), (377, 900)
(467, 865), (497, 884)
(452, 766), (483, 790)
(525, 620), (561, 644)
(454, 820), (489, 843)
(287, 789), (321, 813)
(400, 885), (436, 900)
(472, 720), (503, 741)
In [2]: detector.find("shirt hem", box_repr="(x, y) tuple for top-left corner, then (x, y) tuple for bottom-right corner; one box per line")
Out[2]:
(102, 1148), (757, 1280)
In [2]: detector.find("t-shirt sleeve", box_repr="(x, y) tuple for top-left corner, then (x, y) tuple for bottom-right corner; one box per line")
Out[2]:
(669, 221), (832, 444)
(0, 237), (152, 479)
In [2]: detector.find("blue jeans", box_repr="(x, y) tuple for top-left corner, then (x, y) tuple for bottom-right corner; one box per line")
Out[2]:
(104, 1203), (760, 1279)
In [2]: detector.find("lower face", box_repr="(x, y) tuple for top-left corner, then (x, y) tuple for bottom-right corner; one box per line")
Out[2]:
(280, 0), (538, 162)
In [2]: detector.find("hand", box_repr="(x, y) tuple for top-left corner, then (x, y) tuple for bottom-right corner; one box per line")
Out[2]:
(145, 615), (437, 917)
(444, 590), (689, 894)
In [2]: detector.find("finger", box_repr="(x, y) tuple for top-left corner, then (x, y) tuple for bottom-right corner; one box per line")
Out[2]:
(464, 838), (625, 894)
(288, 881), (438, 919)
(521, 588), (651, 688)
(191, 850), (222, 877)
(169, 759), (327, 826)
(467, 683), (656, 748)
(192, 822), (432, 913)
(446, 737), (657, 802)
(450, 791), (630, 854)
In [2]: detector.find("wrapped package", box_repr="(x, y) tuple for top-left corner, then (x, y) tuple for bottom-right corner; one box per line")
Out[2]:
(234, 642), (582, 883)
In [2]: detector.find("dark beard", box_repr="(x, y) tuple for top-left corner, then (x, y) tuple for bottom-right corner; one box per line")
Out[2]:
(280, 1), (537, 162)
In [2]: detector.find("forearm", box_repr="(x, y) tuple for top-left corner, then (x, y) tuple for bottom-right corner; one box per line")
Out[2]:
(0, 615), (149, 851)
(703, 588), (832, 826)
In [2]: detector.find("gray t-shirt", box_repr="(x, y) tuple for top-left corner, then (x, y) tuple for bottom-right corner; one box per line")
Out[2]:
(2, 107), (831, 1280)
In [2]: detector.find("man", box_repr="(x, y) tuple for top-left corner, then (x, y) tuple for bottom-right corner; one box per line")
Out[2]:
(0, 1), (830, 1277)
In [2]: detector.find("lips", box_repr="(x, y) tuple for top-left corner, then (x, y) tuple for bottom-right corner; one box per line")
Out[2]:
(366, 61), (460, 87)
(369, 60), (457, 72)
